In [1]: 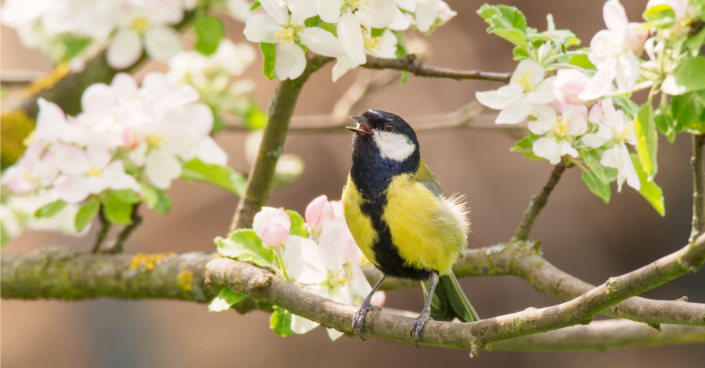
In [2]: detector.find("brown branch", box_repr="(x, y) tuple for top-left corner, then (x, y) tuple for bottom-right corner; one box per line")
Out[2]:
(363, 55), (511, 83)
(489, 319), (705, 352)
(513, 158), (569, 241)
(230, 56), (332, 230)
(691, 134), (705, 242)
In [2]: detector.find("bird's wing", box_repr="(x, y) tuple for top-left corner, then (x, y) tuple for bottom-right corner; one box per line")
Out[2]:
(414, 160), (445, 198)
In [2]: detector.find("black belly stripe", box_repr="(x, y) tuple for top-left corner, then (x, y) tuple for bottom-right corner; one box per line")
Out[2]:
(359, 196), (431, 281)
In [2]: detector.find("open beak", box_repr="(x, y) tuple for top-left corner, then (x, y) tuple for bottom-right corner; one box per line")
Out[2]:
(346, 116), (372, 136)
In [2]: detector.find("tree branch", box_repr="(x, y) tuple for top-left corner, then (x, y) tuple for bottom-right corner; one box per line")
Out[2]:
(489, 319), (705, 352)
(691, 134), (705, 242)
(230, 56), (332, 230)
(363, 55), (511, 83)
(513, 159), (569, 241)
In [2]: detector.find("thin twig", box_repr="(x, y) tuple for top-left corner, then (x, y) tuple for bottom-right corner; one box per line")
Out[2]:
(690, 134), (705, 242)
(230, 56), (332, 230)
(513, 159), (569, 241)
(91, 210), (112, 253)
(363, 54), (511, 83)
(331, 69), (401, 123)
(103, 204), (142, 254)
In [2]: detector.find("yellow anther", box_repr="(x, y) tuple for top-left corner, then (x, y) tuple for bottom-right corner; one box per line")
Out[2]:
(514, 71), (534, 92)
(551, 116), (568, 138)
(364, 37), (381, 54)
(146, 132), (164, 148)
(132, 17), (151, 33)
(88, 165), (102, 177)
(275, 26), (296, 45)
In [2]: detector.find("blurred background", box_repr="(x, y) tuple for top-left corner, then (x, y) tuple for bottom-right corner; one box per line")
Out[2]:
(2, 0), (704, 367)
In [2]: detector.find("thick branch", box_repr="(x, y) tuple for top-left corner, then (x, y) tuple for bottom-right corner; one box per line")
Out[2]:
(363, 55), (511, 83)
(513, 159), (569, 241)
(489, 320), (705, 352)
(230, 56), (331, 230)
(691, 134), (705, 242)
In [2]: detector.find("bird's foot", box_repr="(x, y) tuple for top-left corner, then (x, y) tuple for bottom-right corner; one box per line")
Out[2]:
(352, 299), (381, 341)
(410, 309), (431, 347)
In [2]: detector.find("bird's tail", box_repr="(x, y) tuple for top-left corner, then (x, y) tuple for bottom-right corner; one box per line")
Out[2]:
(424, 272), (479, 322)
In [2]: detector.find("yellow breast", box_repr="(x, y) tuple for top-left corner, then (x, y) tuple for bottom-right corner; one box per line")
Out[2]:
(342, 175), (379, 267)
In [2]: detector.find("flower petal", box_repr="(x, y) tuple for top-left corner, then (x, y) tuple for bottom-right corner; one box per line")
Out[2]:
(316, 0), (343, 23)
(274, 43), (306, 80)
(533, 137), (562, 164)
(144, 26), (182, 62)
(495, 97), (532, 124)
(243, 14), (280, 43)
(282, 236), (327, 284)
(603, 0), (628, 35)
(146, 150), (181, 189)
(107, 30), (143, 69)
(475, 84), (523, 110)
(299, 27), (344, 58)
(337, 12), (366, 66)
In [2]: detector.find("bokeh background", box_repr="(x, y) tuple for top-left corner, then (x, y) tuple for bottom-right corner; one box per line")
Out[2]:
(2, 0), (704, 367)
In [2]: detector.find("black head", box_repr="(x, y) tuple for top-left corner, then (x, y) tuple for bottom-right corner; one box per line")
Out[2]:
(347, 109), (420, 163)
(347, 110), (420, 198)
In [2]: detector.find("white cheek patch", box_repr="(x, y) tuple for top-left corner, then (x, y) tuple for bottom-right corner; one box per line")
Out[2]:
(372, 131), (416, 162)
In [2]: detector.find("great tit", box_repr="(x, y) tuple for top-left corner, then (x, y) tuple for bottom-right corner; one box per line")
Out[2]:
(342, 109), (479, 344)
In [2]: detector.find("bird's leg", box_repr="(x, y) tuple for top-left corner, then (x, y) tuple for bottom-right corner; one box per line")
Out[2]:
(352, 275), (386, 341)
(411, 271), (439, 347)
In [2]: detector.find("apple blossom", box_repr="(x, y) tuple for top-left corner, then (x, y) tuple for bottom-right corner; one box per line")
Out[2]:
(253, 207), (292, 247)
(305, 195), (335, 236)
(476, 60), (555, 124)
(243, 0), (317, 80)
(554, 69), (590, 105)
(528, 104), (588, 164)
(582, 99), (640, 191)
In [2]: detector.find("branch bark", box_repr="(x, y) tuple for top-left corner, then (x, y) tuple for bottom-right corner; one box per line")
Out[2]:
(691, 134), (705, 242)
(513, 159), (569, 241)
(230, 56), (331, 231)
(363, 55), (511, 83)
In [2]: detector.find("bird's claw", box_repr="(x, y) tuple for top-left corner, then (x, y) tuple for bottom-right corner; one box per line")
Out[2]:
(410, 310), (431, 347)
(352, 299), (381, 341)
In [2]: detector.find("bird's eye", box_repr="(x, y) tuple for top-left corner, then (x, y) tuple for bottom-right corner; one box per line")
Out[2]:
(384, 123), (394, 132)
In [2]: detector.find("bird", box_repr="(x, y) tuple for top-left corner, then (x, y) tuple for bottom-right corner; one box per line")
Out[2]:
(341, 109), (479, 345)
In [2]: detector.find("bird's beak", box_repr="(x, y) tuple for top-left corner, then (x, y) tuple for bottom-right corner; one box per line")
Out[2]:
(347, 116), (372, 136)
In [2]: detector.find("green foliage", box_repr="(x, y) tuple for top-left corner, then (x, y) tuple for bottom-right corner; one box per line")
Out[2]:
(139, 183), (173, 215)
(75, 197), (100, 232)
(194, 15), (225, 56)
(260, 43), (277, 80)
(663, 57), (705, 95)
(670, 92), (705, 134)
(102, 189), (140, 225)
(57, 35), (92, 63)
(612, 96), (640, 118)
(242, 103), (268, 130)
(181, 158), (247, 195)
(643, 4), (676, 29)
(208, 287), (247, 312)
(34, 199), (67, 218)
(270, 306), (295, 337)
(477, 4), (528, 46)
(631, 154), (665, 216)
(634, 103), (658, 180)
(581, 170), (611, 204)
(511, 133), (543, 161)
(215, 229), (277, 270)
(286, 210), (308, 238)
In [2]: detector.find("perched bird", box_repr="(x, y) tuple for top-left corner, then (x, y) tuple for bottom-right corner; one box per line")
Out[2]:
(342, 109), (479, 344)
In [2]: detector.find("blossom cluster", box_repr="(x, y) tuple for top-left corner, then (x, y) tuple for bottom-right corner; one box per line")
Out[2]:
(1, 0), (196, 68)
(1, 72), (229, 242)
(244, 0), (456, 81)
(476, 0), (703, 208)
(214, 195), (384, 340)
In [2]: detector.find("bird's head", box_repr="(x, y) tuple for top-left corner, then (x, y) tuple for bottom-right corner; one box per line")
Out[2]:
(347, 109), (419, 163)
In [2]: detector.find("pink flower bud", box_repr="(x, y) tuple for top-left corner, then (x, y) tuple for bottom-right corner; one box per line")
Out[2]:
(305, 195), (335, 233)
(589, 102), (604, 122)
(554, 69), (590, 105)
(371, 291), (386, 307)
(626, 22), (648, 53)
(253, 207), (291, 246)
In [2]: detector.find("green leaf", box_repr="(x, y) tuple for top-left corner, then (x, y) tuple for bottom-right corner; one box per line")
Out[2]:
(568, 53), (594, 69)
(58, 35), (92, 63)
(634, 103), (658, 180)
(631, 154), (665, 216)
(581, 170), (611, 204)
(671, 92), (705, 134)
(102, 191), (135, 225)
(208, 287), (247, 312)
(270, 306), (295, 337)
(35, 199), (67, 218)
(110, 189), (141, 204)
(612, 96), (640, 118)
(194, 15), (225, 56)
(139, 183), (173, 215)
(1, 223), (9, 248)
(75, 197), (100, 232)
(260, 43), (277, 80)
(662, 56), (705, 95)
(215, 229), (277, 269)
(242, 102), (268, 130)
(643, 4), (676, 29)
(286, 210), (308, 238)
(511, 134), (543, 161)
(685, 26), (705, 53)
(477, 4), (528, 46)
(181, 158), (247, 195)
(581, 149), (618, 184)
(211, 106), (226, 134)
